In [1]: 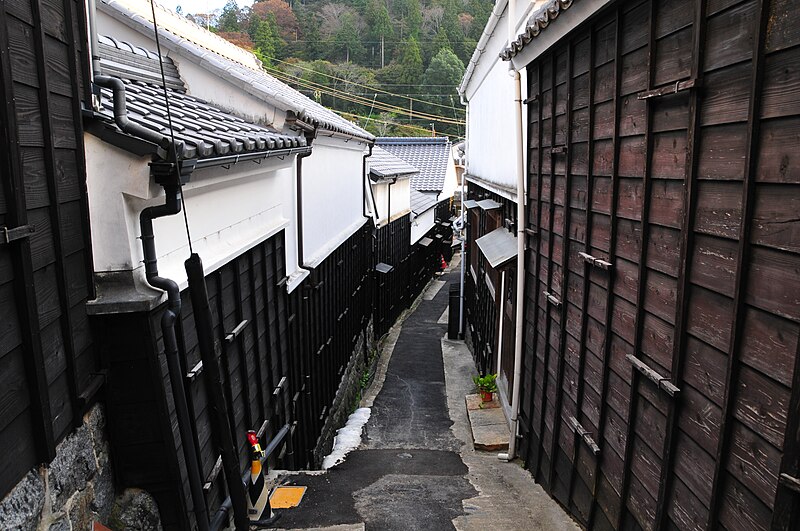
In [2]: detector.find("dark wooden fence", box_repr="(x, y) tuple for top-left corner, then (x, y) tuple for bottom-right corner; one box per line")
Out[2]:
(287, 221), (373, 468)
(0, 0), (99, 499)
(518, 0), (800, 529)
(374, 206), (454, 339)
(373, 214), (412, 338)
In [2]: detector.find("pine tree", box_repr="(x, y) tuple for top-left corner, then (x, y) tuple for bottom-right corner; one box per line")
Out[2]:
(332, 12), (365, 63)
(399, 37), (423, 84)
(217, 0), (242, 32)
(252, 15), (282, 65)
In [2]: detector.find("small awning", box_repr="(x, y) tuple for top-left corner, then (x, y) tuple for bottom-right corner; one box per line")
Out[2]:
(375, 262), (394, 274)
(418, 237), (433, 247)
(463, 199), (479, 209)
(476, 227), (518, 269)
(477, 199), (502, 210)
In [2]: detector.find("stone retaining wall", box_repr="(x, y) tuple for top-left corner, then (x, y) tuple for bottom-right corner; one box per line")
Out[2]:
(312, 320), (376, 467)
(0, 405), (161, 531)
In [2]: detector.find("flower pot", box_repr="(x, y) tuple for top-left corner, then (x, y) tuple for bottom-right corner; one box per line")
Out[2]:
(480, 390), (493, 402)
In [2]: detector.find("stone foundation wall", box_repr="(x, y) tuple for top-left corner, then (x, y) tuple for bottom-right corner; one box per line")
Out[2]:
(0, 405), (161, 531)
(312, 320), (377, 467)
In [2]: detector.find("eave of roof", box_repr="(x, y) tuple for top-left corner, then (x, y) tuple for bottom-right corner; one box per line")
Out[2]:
(369, 145), (419, 179)
(410, 190), (438, 215)
(98, 0), (374, 142)
(476, 227), (518, 269)
(500, 0), (576, 61)
(94, 39), (306, 161)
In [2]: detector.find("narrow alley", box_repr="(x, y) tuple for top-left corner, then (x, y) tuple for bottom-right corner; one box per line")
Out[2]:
(273, 258), (578, 530)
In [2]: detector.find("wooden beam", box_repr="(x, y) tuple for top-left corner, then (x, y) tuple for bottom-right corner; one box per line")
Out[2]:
(706, 1), (771, 528)
(617, 0), (659, 527)
(232, 260), (254, 432)
(654, 1), (708, 528)
(0, 3), (55, 462)
(247, 251), (269, 430)
(548, 39), (575, 491)
(60, 0), (96, 303)
(567, 27), (598, 513)
(521, 59), (546, 466)
(30, 0), (82, 430)
(587, 9), (626, 529)
(533, 51), (560, 486)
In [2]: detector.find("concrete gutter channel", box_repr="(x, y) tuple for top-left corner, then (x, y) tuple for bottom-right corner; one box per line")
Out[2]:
(270, 253), (578, 530)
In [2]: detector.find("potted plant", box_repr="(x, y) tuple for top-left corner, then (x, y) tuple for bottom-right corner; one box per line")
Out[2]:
(473, 373), (498, 402)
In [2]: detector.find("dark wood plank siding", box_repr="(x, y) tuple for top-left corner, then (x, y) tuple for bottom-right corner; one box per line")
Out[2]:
(518, 0), (800, 529)
(0, 0), (96, 499)
(464, 185), (517, 375)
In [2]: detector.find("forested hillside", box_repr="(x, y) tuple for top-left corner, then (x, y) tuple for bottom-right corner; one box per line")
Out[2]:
(178, 0), (492, 137)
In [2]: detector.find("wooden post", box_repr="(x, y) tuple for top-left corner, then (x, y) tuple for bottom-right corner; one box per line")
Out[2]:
(654, 1), (708, 528)
(587, 10), (625, 528)
(0, 2), (56, 462)
(706, 0), (771, 528)
(617, 0), (659, 527)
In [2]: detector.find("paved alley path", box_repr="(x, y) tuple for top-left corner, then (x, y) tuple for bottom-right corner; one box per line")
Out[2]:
(274, 262), (578, 530)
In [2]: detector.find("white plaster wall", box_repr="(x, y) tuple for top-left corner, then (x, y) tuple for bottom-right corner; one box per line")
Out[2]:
(466, 62), (519, 193)
(85, 134), (298, 291)
(410, 207), (436, 244)
(302, 136), (370, 267)
(371, 177), (411, 226)
(440, 156), (459, 200)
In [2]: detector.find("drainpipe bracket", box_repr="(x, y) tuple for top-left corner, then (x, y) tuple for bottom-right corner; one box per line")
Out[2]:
(150, 158), (197, 186)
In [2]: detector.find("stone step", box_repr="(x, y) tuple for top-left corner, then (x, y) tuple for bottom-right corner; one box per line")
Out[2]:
(465, 394), (509, 452)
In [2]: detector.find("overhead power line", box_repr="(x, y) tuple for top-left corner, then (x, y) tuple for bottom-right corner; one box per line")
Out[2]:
(264, 66), (465, 125)
(261, 53), (466, 113)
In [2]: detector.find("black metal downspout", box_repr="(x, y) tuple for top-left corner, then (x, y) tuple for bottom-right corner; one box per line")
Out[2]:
(362, 144), (373, 218)
(94, 75), (172, 153)
(97, 71), (210, 531)
(296, 131), (316, 268)
(140, 183), (210, 531)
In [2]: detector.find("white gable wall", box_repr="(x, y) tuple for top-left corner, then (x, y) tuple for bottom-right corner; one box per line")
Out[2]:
(371, 178), (412, 227)
(411, 207), (437, 244)
(302, 135), (370, 267)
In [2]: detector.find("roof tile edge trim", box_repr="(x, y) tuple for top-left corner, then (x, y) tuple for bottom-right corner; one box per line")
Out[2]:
(500, 0), (575, 60)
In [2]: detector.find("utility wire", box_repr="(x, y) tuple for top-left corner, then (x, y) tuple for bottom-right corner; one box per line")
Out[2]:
(265, 67), (462, 124)
(338, 111), (438, 136)
(268, 70), (464, 125)
(261, 54), (466, 113)
(151, 0), (193, 253)
(265, 66), (465, 125)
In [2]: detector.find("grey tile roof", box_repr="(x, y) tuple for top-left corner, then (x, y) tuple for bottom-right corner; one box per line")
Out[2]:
(99, 0), (374, 142)
(369, 146), (419, 179)
(410, 190), (438, 215)
(376, 137), (452, 193)
(500, 0), (575, 61)
(95, 37), (305, 160)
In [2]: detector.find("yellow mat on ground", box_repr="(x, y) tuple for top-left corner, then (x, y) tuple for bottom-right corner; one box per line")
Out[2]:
(270, 486), (307, 509)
